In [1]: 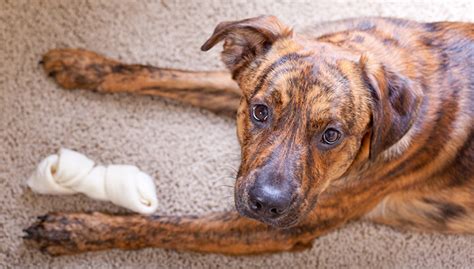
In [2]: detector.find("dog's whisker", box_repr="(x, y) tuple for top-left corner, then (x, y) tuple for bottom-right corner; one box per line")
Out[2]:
(222, 184), (234, 187)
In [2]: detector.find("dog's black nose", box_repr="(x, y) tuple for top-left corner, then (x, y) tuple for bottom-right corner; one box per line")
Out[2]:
(248, 181), (293, 218)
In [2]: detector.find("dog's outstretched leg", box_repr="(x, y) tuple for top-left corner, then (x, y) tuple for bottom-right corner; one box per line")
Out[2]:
(41, 49), (241, 116)
(23, 211), (316, 256)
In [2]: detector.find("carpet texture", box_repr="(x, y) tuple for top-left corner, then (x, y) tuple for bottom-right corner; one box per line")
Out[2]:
(1, 0), (473, 268)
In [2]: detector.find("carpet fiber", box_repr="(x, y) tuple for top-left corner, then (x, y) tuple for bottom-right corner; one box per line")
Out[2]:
(1, 0), (473, 268)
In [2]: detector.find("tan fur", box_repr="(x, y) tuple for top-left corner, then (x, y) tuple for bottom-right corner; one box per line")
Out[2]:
(24, 16), (473, 256)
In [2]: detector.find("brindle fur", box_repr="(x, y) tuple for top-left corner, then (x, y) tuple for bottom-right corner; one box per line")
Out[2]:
(24, 16), (473, 256)
(40, 49), (241, 116)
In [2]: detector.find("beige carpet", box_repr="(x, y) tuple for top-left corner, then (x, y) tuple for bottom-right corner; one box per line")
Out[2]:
(1, 0), (473, 268)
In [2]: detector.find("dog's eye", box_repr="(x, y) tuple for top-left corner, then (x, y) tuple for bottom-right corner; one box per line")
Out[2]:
(252, 104), (269, 122)
(322, 128), (341, 145)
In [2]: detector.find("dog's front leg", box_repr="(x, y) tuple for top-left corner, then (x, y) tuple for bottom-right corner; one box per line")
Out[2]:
(40, 49), (241, 117)
(23, 211), (316, 256)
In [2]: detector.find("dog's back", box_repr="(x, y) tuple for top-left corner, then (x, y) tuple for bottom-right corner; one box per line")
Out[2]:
(307, 17), (473, 232)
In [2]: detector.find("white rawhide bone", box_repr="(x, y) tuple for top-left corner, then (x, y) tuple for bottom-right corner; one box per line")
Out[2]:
(27, 148), (158, 215)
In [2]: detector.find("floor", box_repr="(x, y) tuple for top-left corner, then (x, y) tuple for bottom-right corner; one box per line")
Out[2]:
(1, 0), (473, 268)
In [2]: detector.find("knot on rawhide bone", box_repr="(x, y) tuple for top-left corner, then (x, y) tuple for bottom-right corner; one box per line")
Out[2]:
(27, 149), (158, 214)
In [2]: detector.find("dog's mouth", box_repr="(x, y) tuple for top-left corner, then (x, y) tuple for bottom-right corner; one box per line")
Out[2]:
(236, 203), (305, 228)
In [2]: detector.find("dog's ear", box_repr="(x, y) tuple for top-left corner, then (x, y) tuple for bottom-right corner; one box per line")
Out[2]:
(359, 54), (422, 160)
(201, 15), (293, 75)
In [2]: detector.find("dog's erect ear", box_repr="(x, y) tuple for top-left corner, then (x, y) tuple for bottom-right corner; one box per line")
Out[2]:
(201, 15), (293, 75)
(359, 54), (422, 160)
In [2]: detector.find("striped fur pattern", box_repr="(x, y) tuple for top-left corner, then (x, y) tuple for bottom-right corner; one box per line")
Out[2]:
(202, 16), (473, 232)
(24, 16), (473, 255)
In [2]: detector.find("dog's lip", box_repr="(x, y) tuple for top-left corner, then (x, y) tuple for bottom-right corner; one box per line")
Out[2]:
(239, 207), (302, 228)
(260, 214), (302, 228)
(235, 197), (304, 228)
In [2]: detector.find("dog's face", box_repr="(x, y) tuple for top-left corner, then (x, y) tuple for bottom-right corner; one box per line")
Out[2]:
(233, 45), (373, 227)
(202, 16), (421, 228)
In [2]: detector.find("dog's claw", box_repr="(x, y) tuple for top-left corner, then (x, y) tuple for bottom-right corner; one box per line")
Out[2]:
(37, 214), (48, 221)
(22, 229), (33, 240)
(23, 218), (46, 241)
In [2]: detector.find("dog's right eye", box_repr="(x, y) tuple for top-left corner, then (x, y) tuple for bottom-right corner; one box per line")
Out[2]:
(252, 104), (269, 122)
(322, 128), (342, 145)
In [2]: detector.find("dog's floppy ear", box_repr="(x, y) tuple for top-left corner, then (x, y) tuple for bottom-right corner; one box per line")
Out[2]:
(201, 15), (293, 75)
(359, 54), (422, 160)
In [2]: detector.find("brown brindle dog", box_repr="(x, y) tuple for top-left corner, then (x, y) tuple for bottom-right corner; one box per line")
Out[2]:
(25, 16), (473, 255)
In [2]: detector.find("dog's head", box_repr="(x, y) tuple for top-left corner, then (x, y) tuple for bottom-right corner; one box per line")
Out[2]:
(202, 16), (421, 228)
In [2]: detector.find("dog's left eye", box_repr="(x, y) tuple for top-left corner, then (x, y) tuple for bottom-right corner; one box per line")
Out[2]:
(252, 104), (269, 122)
(322, 128), (341, 145)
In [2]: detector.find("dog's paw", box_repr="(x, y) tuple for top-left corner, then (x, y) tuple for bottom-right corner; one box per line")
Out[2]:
(23, 213), (83, 256)
(40, 49), (118, 90)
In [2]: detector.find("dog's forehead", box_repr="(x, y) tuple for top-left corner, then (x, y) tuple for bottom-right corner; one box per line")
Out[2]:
(244, 44), (369, 132)
(251, 49), (355, 111)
